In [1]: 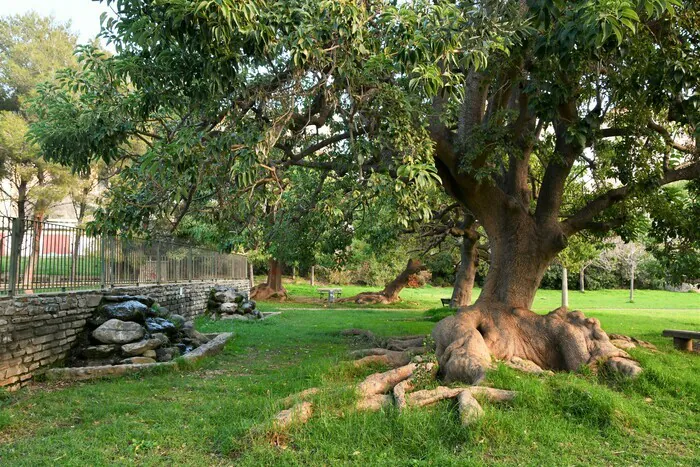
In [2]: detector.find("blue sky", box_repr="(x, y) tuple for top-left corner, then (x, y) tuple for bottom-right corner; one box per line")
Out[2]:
(0, 0), (112, 45)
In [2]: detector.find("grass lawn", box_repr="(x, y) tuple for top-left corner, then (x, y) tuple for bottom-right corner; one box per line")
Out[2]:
(0, 288), (698, 465)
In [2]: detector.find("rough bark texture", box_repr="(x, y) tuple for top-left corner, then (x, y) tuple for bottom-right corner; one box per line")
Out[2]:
(341, 259), (426, 305)
(432, 302), (642, 384)
(250, 258), (287, 300)
(451, 226), (479, 307)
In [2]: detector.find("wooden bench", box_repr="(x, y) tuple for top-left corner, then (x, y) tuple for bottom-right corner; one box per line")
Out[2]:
(662, 329), (699, 351)
(441, 298), (451, 307)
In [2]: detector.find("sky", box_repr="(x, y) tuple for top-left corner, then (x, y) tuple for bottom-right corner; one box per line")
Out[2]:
(0, 0), (112, 45)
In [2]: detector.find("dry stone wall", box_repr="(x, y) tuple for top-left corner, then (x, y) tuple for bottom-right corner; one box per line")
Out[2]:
(0, 279), (249, 390)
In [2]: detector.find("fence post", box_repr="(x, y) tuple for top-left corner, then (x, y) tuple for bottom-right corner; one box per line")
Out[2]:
(100, 235), (106, 289)
(156, 241), (162, 284)
(7, 217), (23, 297)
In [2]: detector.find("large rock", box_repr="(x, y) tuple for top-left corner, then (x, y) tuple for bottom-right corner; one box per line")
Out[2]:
(183, 327), (210, 345)
(240, 300), (256, 314)
(155, 347), (180, 362)
(101, 295), (155, 307)
(169, 314), (186, 329)
(220, 302), (238, 314)
(121, 338), (163, 356)
(97, 300), (149, 322)
(151, 333), (170, 346)
(120, 356), (156, 365)
(145, 317), (177, 336)
(93, 319), (145, 344)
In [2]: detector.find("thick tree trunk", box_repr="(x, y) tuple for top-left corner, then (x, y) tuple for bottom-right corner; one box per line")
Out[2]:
(250, 258), (287, 300)
(561, 267), (569, 308)
(450, 228), (479, 308)
(341, 259), (426, 305)
(432, 219), (641, 384)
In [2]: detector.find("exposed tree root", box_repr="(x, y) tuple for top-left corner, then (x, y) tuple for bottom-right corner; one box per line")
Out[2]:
(280, 387), (320, 406)
(357, 363), (417, 398)
(340, 328), (377, 341)
(273, 401), (313, 430)
(356, 394), (393, 411)
(341, 329), (431, 370)
(608, 334), (658, 352)
(250, 284), (288, 301)
(457, 390), (484, 426)
(432, 303), (643, 384)
(503, 357), (554, 376)
(393, 377), (413, 411)
(339, 259), (425, 305)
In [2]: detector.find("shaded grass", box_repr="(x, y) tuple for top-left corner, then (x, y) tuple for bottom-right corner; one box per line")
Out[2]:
(0, 292), (698, 465)
(278, 281), (700, 313)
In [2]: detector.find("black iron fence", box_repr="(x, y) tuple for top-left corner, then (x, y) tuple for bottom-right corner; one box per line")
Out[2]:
(0, 216), (248, 296)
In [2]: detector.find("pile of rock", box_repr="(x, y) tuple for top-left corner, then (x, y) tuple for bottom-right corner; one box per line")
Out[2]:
(69, 295), (211, 367)
(207, 285), (262, 321)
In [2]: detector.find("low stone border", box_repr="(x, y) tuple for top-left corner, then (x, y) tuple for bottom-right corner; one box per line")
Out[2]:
(42, 332), (234, 382)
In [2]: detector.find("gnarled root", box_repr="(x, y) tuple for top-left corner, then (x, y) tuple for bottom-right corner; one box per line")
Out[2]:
(280, 387), (320, 406)
(341, 329), (431, 369)
(608, 334), (658, 352)
(273, 401), (313, 430)
(432, 302), (642, 384)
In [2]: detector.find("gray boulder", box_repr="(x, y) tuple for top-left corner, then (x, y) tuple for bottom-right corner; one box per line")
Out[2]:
(151, 333), (170, 346)
(155, 347), (181, 362)
(97, 300), (149, 322)
(121, 338), (162, 356)
(101, 294), (155, 307)
(183, 327), (210, 345)
(169, 314), (186, 329)
(220, 302), (237, 314)
(145, 317), (177, 336)
(240, 300), (256, 314)
(93, 319), (145, 344)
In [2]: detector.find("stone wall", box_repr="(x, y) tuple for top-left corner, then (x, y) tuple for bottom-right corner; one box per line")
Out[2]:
(0, 279), (249, 390)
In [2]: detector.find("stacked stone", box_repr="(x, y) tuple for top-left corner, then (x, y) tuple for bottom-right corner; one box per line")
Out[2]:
(207, 285), (261, 320)
(72, 295), (211, 367)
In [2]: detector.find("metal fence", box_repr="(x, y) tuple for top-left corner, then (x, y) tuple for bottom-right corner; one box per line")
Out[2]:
(0, 216), (248, 296)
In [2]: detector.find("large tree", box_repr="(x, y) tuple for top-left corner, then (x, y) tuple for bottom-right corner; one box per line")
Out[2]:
(31, 0), (700, 382)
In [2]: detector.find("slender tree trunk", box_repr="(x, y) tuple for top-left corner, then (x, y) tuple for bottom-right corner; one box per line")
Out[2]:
(579, 266), (586, 293)
(310, 265), (315, 286)
(248, 262), (254, 289)
(561, 267), (569, 308)
(629, 265), (635, 303)
(23, 212), (44, 293)
(70, 199), (87, 283)
(292, 265), (296, 281)
(451, 228), (479, 307)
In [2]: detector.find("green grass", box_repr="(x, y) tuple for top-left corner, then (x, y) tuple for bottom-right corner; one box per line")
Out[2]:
(0, 288), (698, 465)
(280, 280), (700, 312)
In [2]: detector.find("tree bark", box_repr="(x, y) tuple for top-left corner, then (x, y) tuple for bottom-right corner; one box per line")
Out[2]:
(629, 266), (635, 303)
(310, 265), (315, 286)
(341, 259), (426, 305)
(561, 267), (569, 308)
(250, 258), (287, 300)
(70, 197), (87, 284)
(579, 267), (586, 293)
(248, 262), (254, 289)
(450, 227), (479, 307)
(23, 212), (44, 293)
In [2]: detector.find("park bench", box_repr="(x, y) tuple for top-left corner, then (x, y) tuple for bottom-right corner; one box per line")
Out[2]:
(662, 329), (699, 351)
(318, 288), (342, 303)
(441, 298), (451, 307)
